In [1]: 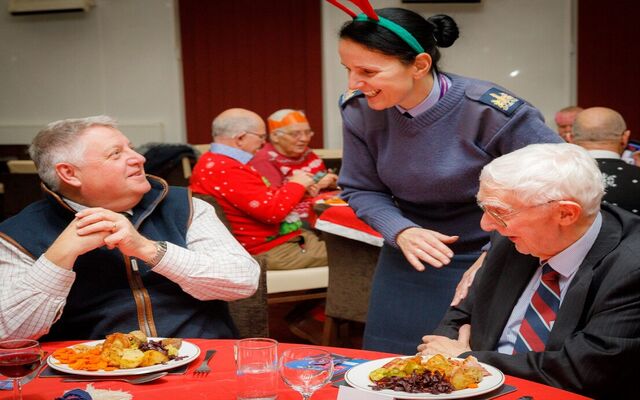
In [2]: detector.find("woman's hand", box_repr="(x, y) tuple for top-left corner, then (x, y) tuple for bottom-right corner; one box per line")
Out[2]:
(396, 227), (459, 271)
(450, 252), (486, 306)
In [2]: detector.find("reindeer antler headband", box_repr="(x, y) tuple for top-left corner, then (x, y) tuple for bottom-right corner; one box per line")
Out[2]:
(327, 0), (425, 54)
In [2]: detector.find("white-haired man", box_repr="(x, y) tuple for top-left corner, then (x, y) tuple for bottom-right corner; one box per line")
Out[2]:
(419, 143), (640, 399)
(0, 116), (260, 340)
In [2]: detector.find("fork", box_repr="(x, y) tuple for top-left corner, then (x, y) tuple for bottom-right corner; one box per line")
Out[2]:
(193, 349), (216, 376)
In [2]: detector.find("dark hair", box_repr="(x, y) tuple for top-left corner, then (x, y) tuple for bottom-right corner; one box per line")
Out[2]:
(339, 8), (459, 72)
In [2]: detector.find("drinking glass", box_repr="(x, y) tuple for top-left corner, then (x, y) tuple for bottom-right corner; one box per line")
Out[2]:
(0, 339), (42, 400)
(279, 347), (333, 400)
(235, 338), (278, 400)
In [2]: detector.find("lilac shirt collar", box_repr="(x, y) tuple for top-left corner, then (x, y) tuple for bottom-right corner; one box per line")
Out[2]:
(210, 143), (253, 165)
(395, 71), (449, 117)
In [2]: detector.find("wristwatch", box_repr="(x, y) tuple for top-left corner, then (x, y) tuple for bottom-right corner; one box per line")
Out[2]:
(147, 241), (167, 267)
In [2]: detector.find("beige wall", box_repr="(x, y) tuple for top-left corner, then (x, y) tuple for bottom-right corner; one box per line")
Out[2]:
(0, 0), (574, 147)
(0, 0), (185, 145)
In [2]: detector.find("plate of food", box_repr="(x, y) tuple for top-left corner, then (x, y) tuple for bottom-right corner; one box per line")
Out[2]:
(47, 331), (200, 376)
(344, 354), (504, 399)
(315, 197), (349, 206)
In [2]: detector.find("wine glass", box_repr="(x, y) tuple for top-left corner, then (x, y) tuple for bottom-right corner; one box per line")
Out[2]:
(279, 347), (333, 400)
(0, 339), (42, 400)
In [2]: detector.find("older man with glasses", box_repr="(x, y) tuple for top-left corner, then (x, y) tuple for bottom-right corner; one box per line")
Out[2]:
(190, 108), (327, 272)
(418, 143), (640, 399)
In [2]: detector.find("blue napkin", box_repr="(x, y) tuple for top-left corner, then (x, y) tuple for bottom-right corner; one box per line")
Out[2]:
(55, 389), (93, 400)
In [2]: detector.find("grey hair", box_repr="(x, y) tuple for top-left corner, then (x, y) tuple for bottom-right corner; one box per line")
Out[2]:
(211, 113), (262, 139)
(29, 115), (118, 190)
(572, 107), (627, 142)
(479, 143), (604, 217)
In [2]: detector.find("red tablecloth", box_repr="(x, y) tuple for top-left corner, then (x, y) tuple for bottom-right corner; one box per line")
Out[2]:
(13, 339), (591, 400)
(314, 205), (383, 247)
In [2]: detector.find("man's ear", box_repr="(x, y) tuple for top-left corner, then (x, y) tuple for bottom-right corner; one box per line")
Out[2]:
(413, 53), (432, 79)
(55, 163), (82, 188)
(621, 130), (631, 148)
(556, 200), (582, 226)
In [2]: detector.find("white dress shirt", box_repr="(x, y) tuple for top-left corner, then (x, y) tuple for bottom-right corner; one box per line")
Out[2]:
(0, 197), (260, 339)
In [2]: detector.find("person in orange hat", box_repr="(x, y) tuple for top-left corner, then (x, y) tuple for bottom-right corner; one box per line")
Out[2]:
(249, 109), (338, 223)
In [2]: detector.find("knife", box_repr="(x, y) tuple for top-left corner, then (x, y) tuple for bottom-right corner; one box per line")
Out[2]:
(0, 356), (46, 389)
(9, 351), (49, 387)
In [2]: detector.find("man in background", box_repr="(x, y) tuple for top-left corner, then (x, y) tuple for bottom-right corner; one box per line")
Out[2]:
(419, 143), (640, 399)
(0, 116), (260, 341)
(570, 106), (640, 215)
(189, 108), (327, 271)
(554, 105), (583, 141)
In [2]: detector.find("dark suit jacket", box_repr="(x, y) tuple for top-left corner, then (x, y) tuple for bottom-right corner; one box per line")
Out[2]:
(434, 204), (640, 399)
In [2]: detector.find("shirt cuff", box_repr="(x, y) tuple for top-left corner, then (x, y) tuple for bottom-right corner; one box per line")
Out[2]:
(26, 256), (76, 298)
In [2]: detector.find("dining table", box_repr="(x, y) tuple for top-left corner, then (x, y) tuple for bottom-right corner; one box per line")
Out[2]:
(10, 339), (592, 400)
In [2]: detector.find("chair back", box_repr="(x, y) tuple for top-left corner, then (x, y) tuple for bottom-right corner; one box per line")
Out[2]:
(192, 192), (268, 338)
(0, 161), (43, 221)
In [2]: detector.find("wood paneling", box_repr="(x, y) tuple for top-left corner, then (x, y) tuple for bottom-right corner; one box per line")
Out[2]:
(179, 0), (324, 146)
(578, 0), (640, 140)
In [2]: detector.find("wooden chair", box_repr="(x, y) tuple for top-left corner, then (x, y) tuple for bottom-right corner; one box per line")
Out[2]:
(192, 192), (269, 338)
(320, 232), (380, 346)
(0, 161), (44, 221)
(7, 160), (37, 173)
(192, 193), (329, 337)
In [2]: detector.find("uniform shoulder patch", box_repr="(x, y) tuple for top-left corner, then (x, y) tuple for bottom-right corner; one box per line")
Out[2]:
(339, 89), (363, 108)
(479, 87), (524, 116)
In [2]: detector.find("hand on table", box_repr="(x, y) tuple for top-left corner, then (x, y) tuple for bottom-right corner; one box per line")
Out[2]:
(418, 324), (471, 358)
(396, 227), (459, 271)
(450, 252), (486, 306)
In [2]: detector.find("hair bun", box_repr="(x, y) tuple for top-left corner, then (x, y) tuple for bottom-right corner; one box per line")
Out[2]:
(427, 14), (459, 48)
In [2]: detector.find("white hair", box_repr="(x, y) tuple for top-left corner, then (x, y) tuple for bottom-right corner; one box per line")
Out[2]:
(479, 143), (605, 216)
(29, 115), (118, 190)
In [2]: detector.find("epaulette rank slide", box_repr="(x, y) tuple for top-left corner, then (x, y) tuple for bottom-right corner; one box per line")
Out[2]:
(479, 87), (523, 116)
(339, 89), (363, 108)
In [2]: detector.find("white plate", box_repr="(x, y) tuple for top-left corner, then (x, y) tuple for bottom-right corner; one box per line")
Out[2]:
(47, 338), (200, 376)
(344, 356), (505, 399)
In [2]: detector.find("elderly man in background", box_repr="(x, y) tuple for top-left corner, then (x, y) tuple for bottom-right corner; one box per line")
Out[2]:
(0, 116), (260, 341)
(249, 109), (338, 222)
(569, 106), (640, 215)
(554, 105), (583, 142)
(189, 108), (327, 271)
(419, 143), (640, 399)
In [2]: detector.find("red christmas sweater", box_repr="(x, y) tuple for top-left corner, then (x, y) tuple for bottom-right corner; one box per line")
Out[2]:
(190, 151), (307, 255)
(249, 143), (328, 219)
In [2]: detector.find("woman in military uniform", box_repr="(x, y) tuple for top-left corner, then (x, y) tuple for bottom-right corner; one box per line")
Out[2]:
(329, 3), (562, 354)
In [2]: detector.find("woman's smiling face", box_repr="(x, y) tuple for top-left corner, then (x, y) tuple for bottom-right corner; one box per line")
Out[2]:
(339, 39), (425, 110)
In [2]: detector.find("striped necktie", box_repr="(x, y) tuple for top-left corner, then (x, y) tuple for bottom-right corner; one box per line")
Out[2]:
(513, 264), (561, 353)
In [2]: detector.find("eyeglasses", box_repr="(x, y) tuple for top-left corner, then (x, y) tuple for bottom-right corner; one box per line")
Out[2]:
(477, 200), (559, 228)
(243, 131), (267, 141)
(277, 129), (314, 139)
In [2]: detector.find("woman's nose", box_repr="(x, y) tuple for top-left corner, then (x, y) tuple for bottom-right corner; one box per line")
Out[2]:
(348, 73), (364, 90)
